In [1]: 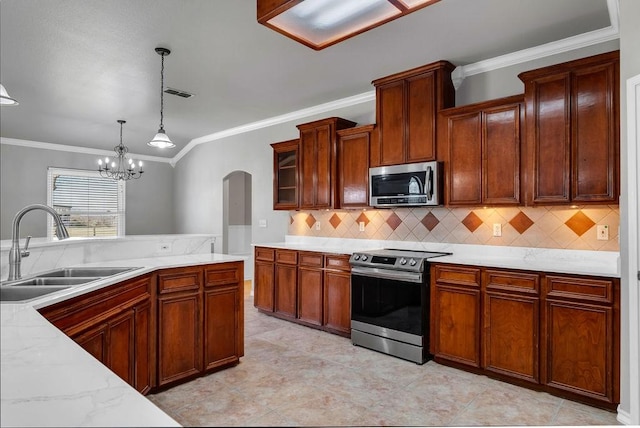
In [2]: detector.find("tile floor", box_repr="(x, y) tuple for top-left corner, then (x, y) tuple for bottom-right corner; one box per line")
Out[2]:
(148, 287), (620, 427)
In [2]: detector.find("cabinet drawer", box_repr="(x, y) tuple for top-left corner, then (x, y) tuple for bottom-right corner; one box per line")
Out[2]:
(299, 251), (324, 268)
(204, 262), (242, 287)
(433, 264), (481, 288)
(255, 247), (275, 262)
(158, 266), (202, 294)
(485, 270), (540, 295)
(276, 249), (298, 265)
(324, 254), (351, 271)
(545, 275), (613, 304)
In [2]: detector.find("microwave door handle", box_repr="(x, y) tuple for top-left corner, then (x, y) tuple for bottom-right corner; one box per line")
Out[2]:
(427, 166), (434, 200)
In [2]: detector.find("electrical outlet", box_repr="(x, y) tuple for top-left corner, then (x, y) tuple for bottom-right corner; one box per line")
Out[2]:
(493, 223), (502, 237)
(315, 222), (320, 230)
(597, 225), (609, 241)
(258, 219), (267, 228)
(359, 221), (365, 232)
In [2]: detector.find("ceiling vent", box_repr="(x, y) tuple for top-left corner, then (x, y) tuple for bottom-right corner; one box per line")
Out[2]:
(164, 87), (195, 98)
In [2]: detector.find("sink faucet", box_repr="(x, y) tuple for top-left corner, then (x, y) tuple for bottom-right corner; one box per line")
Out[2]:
(8, 204), (70, 281)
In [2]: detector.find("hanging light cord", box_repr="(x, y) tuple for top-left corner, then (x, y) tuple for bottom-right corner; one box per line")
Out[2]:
(159, 52), (165, 131)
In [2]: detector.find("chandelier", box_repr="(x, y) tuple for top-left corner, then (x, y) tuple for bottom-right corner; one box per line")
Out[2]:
(148, 47), (175, 148)
(98, 120), (144, 181)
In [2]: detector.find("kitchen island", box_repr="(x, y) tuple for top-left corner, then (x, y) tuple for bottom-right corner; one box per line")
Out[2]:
(1, 253), (245, 427)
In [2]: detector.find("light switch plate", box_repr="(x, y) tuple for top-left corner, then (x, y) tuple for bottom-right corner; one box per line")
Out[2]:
(597, 225), (609, 240)
(259, 219), (267, 228)
(315, 222), (320, 230)
(359, 221), (365, 232)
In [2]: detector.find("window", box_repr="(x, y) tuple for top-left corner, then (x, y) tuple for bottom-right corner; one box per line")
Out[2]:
(47, 168), (125, 238)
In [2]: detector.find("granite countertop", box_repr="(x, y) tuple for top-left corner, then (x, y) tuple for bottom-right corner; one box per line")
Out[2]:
(1, 253), (245, 428)
(254, 238), (620, 278)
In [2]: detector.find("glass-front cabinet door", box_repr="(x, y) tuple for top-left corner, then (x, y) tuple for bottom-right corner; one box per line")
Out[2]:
(271, 139), (299, 210)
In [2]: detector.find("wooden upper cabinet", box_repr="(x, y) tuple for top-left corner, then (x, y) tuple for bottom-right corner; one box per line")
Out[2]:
(371, 61), (455, 167)
(337, 125), (375, 208)
(519, 50), (619, 205)
(440, 95), (523, 206)
(297, 117), (357, 209)
(271, 139), (299, 210)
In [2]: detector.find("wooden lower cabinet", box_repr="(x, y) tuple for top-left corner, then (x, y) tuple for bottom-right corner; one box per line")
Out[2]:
(323, 267), (351, 336)
(543, 274), (618, 407)
(430, 264), (482, 368)
(156, 262), (243, 389)
(254, 247), (350, 337)
(254, 247), (275, 312)
(297, 251), (324, 327)
(157, 291), (202, 386)
(483, 270), (540, 384)
(39, 274), (152, 394)
(430, 263), (619, 410)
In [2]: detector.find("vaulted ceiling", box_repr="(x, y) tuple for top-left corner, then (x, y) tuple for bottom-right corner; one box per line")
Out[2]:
(0, 0), (613, 159)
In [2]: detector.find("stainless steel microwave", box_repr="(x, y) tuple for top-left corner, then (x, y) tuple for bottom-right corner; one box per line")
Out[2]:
(369, 161), (443, 207)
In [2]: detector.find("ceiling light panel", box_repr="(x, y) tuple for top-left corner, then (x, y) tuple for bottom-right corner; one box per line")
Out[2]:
(259, 0), (442, 50)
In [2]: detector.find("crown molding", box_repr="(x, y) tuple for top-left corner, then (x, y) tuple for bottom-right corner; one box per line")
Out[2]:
(451, 0), (620, 89)
(0, 137), (173, 164)
(170, 90), (376, 166)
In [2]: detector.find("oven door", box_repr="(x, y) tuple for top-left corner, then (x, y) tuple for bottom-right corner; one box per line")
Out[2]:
(350, 267), (427, 338)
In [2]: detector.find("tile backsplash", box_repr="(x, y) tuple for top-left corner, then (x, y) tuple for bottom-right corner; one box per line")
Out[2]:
(288, 205), (620, 252)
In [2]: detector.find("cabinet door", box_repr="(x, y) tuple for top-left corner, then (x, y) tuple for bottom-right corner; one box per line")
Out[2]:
(204, 285), (239, 370)
(572, 61), (618, 202)
(299, 128), (317, 209)
(446, 112), (482, 205)
(74, 323), (108, 365)
(431, 265), (481, 368)
(107, 309), (135, 387)
(157, 292), (202, 386)
(134, 301), (152, 394)
(482, 270), (540, 383)
(275, 264), (297, 318)
(254, 260), (275, 312)
(272, 139), (299, 210)
(377, 80), (405, 166)
(406, 71), (436, 162)
(298, 266), (323, 326)
(484, 292), (539, 383)
(545, 300), (613, 403)
(338, 126), (373, 208)
(314, 124), (333, 208)
(528, 73), (571, 204)
(323, 270), (351, 336)
(483, 103), (521, 204)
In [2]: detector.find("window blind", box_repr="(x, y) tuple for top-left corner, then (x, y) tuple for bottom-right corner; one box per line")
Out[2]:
(47, 168), (125, 238)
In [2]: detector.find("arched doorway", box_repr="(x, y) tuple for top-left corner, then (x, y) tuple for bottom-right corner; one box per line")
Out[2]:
(222, 171), (252, 256)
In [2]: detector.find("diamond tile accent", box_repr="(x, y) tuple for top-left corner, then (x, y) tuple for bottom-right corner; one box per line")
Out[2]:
(356, 212), (370, 227)
(421, 212), (440, 231)
(462, 212), (483, 232)
(305, 213), (317, 229)
(386, 213), (402, 230)
(509, 212), (534, 234)
(290, 216), (294, 225)
(565, 211), (595, 237)
(329, 213), (342, 229)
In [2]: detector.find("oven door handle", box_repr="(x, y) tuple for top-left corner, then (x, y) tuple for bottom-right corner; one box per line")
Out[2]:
(351, 267), (424, 284)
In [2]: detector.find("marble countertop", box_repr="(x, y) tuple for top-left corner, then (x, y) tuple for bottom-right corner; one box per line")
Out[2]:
(255, 236), (620, 278)
(1, 253), (245, 427)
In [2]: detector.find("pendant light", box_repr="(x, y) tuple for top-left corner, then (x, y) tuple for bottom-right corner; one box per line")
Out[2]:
(148, 47), (175, 148)
(0, 83), (19, 106)
(98, 120), (144, 181)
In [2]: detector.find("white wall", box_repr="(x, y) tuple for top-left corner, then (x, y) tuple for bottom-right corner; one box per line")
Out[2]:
(0, 142), (176, 239)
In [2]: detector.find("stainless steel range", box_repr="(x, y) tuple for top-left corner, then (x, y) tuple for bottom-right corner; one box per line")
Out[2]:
(349, 248), (451, 364)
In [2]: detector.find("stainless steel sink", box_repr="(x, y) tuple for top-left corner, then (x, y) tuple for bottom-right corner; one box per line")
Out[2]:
(7, 277), (98, 286)
(0, 286), (71, 302)
(1, 266), (142, 302)
(35, 267), (138, 278)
